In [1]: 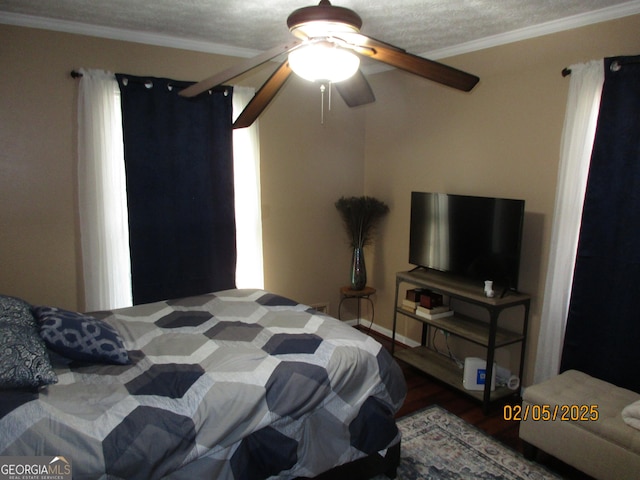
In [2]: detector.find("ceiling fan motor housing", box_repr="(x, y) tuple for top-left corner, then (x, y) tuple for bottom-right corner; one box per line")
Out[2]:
(287, 0), (363, 38)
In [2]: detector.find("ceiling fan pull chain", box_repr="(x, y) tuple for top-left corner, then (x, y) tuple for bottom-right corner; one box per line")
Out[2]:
(320, 83), (326, 125)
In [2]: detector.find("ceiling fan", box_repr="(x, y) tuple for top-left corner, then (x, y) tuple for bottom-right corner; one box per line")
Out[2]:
(180, 0), (480, 129)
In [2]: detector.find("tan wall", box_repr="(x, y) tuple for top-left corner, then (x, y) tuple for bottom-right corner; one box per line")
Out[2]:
(0, 24), (364, 311)
(259, 77), (366, 309)
(362, 14), (640, 384)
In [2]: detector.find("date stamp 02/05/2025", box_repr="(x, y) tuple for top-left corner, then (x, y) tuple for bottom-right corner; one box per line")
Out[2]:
(503, 404), (600, 422)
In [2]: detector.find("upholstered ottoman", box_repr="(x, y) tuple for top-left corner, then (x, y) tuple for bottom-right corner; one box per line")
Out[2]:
(519, 369), (640, 480)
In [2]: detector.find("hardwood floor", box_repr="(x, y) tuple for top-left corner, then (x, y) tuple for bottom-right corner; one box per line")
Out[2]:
(361, 327), (595, 480)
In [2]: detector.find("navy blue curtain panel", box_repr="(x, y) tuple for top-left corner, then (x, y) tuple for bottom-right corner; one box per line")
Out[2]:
(116, 75), (236, 305)
(561, 56), (640, 392)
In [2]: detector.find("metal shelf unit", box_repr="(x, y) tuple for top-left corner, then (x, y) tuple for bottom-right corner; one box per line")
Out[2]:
(392, 269), (530, 413)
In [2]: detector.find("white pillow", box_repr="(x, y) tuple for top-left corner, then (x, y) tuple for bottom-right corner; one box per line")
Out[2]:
(622, 399), (640, 430)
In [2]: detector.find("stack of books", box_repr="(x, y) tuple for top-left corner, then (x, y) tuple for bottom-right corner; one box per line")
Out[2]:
(415, 304), (453, 320)
(401, 288), (425, 313)
(401, 288), (453, 319)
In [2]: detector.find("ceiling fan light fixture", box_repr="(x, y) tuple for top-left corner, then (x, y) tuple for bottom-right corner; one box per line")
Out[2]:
(288, 42), (360, 83)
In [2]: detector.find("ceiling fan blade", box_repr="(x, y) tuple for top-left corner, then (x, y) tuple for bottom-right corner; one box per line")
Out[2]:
(338, 32), (406, 54)
(356, 35), (479, 92)
(180, 40), (301, 98)
(233, 61), (292, 129)
(335, 69), (375, 107)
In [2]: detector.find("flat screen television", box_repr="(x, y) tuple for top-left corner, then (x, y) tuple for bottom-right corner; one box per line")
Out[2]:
(409, 192), (525, 291)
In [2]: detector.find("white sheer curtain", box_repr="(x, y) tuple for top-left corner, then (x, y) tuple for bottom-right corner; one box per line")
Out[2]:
(533, 60), (604, 383)
(232, 87), (264, 289)
(77, 69), (132, 310)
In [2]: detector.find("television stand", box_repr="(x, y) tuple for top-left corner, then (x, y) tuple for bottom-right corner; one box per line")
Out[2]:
(391, 269), (530, 414)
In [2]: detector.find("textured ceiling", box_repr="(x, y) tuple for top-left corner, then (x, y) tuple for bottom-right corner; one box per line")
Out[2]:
(1, 0), (639, 59)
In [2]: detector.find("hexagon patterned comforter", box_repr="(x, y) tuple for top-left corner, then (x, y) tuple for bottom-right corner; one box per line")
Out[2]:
(0, 289), (406, 479)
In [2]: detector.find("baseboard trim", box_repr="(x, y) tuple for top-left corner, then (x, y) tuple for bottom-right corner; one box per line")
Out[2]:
(346, 319), (420, 348)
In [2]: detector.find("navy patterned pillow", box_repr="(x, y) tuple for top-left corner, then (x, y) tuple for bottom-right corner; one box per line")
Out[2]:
(1, 294), (38, 327)
(0, 295), (58, 389)
(33, 306), (130, 365)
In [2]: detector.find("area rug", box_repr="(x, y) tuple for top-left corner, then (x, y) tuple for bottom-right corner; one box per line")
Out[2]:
(377, 405), (561, 479)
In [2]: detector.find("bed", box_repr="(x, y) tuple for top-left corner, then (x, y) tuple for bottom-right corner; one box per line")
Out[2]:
(0, 289), (406, 479)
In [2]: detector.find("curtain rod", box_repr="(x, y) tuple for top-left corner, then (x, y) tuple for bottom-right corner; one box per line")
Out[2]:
(70, 70), (231, 96)
(562, 57), (640, 77)
(70, 70), (154, 88)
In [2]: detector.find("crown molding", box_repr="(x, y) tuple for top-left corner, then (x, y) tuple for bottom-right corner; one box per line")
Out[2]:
(2, 0), (639, 64)
(0, 11), (261, 58)
(423, 0), (640, 60)
(362, 0), (640, 75)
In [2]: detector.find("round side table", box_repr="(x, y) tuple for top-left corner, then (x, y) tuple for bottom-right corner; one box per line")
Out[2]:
(338, 286), (376, 327)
